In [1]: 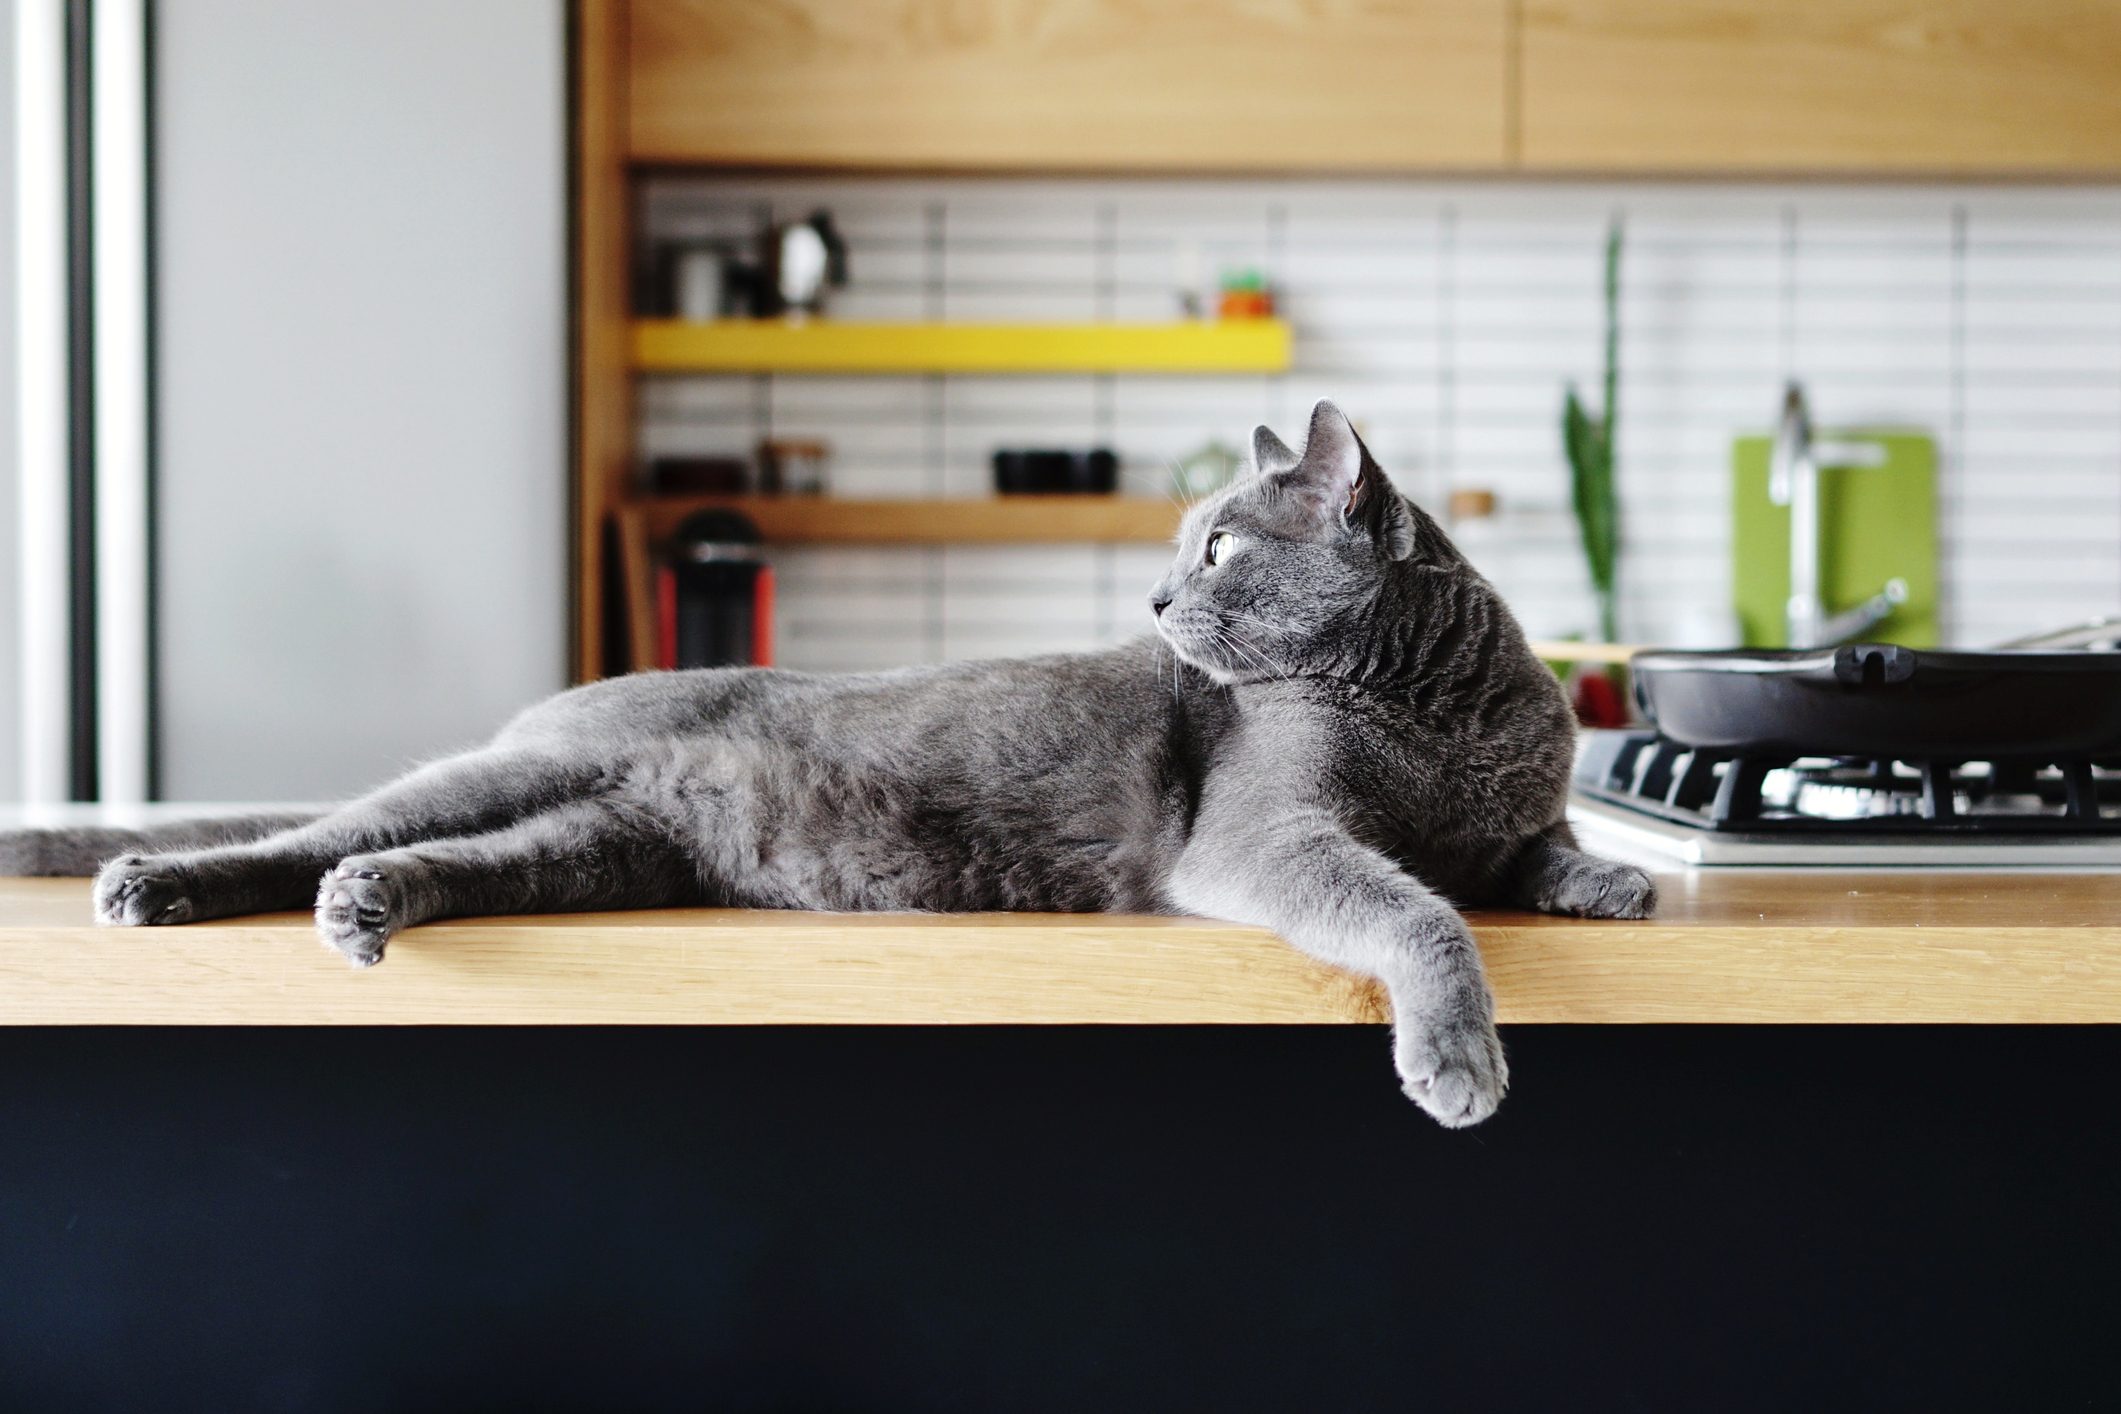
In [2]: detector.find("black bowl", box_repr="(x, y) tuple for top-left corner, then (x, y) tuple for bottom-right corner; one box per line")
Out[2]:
(992, 449), (1117, 495)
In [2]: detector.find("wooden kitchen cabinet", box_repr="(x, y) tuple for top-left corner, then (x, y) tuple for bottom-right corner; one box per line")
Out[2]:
(621, 0), (2121, 175)
(1521, 0), (2121, 173)
(626, 0), (1511, 170)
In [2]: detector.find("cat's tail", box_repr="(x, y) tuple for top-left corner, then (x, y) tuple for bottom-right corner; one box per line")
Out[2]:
(0, 811), (321, 877)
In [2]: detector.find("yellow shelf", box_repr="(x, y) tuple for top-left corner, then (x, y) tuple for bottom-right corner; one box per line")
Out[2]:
(630, 495), (1183, 545)
(632, 319), (1292, 374)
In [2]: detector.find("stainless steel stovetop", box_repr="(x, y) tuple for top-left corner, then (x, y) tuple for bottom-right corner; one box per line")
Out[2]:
(1568, 794), (2121, 869)
(1569, 730), (2121, 869)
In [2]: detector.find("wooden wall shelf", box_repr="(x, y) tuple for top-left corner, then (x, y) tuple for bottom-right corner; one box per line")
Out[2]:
(632, 320), (1292, 375)
(631, 496), (1184, 545)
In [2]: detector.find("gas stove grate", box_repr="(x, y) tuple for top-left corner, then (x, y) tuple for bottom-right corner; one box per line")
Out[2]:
(1574, 731), (2121, 835)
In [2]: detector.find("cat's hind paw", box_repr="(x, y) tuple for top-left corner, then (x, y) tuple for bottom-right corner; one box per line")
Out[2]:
(93, 855), (198, 926)
(315, 859), (404, 968)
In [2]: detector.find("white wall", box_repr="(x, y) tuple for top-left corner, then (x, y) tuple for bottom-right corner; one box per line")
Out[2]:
(0, 0), (20, 802)
(641, 177), (2121, 667)
(154, 0), (567, 800)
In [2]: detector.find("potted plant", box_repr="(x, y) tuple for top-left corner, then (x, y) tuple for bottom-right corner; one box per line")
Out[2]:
(1561, 220), (1627, 724)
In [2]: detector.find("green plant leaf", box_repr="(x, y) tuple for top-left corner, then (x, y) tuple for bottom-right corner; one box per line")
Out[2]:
(1560, 219), (1625, 641)
(1563, 389), (1615, 594)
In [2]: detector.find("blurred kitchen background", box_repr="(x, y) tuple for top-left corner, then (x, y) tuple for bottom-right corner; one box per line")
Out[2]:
(637, 175), (2114, 662)
(7, 0), (2120, 803)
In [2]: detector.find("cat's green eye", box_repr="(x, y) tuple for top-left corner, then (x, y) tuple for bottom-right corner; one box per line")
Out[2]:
(1205, 531), (1235, 567)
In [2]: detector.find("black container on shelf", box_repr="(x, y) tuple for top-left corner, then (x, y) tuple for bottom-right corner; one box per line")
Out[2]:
(992, 448), (1118, 495)
(645, 456), (749, 497)
(664, 510), (772, 669)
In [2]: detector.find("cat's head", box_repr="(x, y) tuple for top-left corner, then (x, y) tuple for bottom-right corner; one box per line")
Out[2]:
(1149, 400), (1432, 684)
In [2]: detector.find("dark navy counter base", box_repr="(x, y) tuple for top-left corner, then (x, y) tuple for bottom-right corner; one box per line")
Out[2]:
(0, 1026), (2112, 1410)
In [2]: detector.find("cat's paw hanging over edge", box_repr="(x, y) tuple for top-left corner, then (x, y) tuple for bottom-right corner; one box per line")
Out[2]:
(1396, 1016), (1508, 1128)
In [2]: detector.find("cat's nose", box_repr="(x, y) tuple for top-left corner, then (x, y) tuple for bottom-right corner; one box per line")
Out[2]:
(1149, 593), (1171, 618)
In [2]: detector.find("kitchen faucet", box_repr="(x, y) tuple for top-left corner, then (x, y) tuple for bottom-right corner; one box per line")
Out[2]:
(1766, 382), (1907, 647)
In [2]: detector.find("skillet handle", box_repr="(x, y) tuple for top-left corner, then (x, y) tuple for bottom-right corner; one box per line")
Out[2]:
(1828, 643), (1917, 687)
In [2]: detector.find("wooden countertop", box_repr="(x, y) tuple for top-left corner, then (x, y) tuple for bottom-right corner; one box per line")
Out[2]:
(3, 871), (2119, 1025)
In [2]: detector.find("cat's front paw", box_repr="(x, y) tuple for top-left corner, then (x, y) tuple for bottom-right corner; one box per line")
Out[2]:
(1539, 857), (1656, 920)
(1396, 1008), (1508, 1128)
(315, 858), (405, 968)
(93, 855), (198, 926)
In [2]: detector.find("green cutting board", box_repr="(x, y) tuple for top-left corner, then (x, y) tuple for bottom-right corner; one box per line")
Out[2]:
(1732, 430), (1938, 648)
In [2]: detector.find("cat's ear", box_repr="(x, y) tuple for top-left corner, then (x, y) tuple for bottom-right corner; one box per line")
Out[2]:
(1285, 400), (1363, 510)
(1282, 400), (1416, 561)
(1251, 424), (1299, 474)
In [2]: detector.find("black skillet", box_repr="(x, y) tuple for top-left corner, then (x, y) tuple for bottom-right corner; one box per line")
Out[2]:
(1629, 643), (2121, 759)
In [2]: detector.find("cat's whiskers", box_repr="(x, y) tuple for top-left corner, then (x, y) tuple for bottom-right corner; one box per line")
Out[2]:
(1208, 623), (1281, 683)
(1216, 612), (1301, 680)
(1161, 613), (1231, 690)
(1216, 623), (1291, 682)
(1222, 610), (1286, 635)
(1162, 458), (1216, 512)
(1153, 633), (1182, 702)
(1207, 631), (1248, 682)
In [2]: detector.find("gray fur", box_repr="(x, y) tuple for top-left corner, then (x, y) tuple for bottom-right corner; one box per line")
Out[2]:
(0, 813), (318, 876)
(1, 400), (1652, 1127)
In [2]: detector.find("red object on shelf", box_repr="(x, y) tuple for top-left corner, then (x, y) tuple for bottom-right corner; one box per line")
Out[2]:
(752, 564), (775, 667)
(655, 566), (678, 671)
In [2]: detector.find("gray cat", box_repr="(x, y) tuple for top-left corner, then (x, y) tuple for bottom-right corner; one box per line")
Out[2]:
(1, 401), (1652, 1127)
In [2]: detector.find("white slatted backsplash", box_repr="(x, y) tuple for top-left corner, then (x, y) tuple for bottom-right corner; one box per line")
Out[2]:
(638, 178), (2121, 669)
